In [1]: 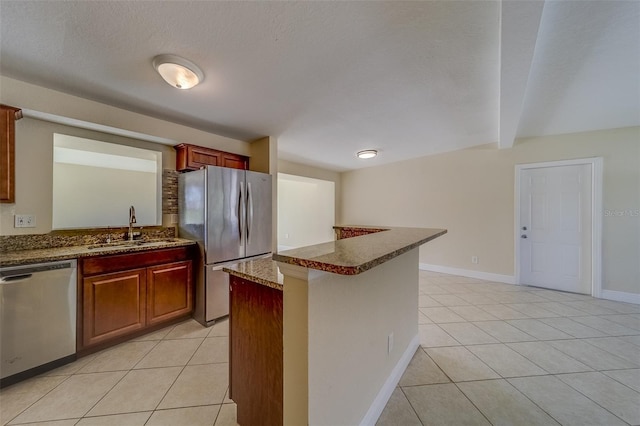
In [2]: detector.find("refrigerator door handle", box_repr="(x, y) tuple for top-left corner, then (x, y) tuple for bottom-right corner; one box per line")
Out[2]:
(247, 182), (253, 242)
(238, 182), (244, 241)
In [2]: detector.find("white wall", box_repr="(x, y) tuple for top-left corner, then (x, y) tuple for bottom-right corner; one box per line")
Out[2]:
(277, 173), (335, 250)
(341, 127), (640, 295)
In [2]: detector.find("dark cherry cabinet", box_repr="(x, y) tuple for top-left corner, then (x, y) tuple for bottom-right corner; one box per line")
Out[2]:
(147, 261), (193, 326)
(83, 268), (147, 347)
(78, 247), (193, 353)
(1, 104), (22, 203)
(174, 143), (248, 171)
(229, 276), (283, 426)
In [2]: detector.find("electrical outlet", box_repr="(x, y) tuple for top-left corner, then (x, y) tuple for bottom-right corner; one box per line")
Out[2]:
(471, 256), (479, 264)
(388, 333), (394, 354)
(14, 214), (36, 228)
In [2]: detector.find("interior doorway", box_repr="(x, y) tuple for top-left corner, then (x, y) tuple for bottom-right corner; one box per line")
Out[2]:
(277, 173), (335, 251)
(515, 158), (603, 295)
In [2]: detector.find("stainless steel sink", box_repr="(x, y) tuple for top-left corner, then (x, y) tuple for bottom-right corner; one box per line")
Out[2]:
(87, 239), (176, 250)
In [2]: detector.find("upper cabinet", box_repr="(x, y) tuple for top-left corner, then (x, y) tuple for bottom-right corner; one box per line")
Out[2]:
(175, 143), (249, 171)
(0, 104), (22, 203)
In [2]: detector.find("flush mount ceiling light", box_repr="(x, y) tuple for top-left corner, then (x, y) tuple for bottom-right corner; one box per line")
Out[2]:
(152, 54), (204, 89)
(357, 150), (378, 159)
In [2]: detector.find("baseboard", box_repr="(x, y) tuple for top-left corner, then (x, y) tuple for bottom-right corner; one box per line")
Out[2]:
(601, 289), (640, 305)
(360, 334), (419, 426)
(419, 263), (516, 284)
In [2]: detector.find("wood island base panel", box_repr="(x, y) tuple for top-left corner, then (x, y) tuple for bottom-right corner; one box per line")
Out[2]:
(224, 226), (447, 426)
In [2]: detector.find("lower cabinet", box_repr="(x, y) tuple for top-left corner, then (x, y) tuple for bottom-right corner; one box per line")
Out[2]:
(147, 261), (193, 326)
(79, 247), (193, 353)
(83, 268), (147, 347)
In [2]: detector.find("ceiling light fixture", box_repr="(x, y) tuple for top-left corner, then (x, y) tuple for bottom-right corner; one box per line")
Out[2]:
(357, 150), (378, 159)
(152, 54), (204, 90)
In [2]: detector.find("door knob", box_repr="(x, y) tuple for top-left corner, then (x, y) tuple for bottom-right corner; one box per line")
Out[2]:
(521, 235), (528, 239)
(522, 226), (527, 231)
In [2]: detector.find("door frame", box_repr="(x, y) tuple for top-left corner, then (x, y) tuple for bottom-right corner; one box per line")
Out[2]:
(514, 158), (603, 297)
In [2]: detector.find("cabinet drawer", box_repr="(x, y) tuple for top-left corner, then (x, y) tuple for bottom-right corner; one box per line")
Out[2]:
(81, 247), (190, 276)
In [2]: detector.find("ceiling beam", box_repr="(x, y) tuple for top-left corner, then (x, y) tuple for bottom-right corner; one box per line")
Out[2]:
(499, 0), (545, 149)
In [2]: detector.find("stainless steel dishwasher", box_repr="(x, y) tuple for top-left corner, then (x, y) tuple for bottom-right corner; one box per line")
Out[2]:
(1, 259), (77, 387)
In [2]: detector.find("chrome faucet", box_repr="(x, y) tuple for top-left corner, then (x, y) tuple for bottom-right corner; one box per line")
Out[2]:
(128, 206), (137, 241)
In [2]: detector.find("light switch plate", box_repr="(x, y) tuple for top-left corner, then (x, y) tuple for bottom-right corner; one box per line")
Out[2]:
(15, 214), (36, 228)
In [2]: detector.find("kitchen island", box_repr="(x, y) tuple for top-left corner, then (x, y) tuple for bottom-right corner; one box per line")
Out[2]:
(224, 226), (446, 426)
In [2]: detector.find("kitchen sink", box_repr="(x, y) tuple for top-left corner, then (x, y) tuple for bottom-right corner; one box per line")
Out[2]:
(87, 239), (176, 250)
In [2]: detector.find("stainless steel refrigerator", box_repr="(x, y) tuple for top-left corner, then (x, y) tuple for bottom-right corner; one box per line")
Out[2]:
(178, 165), (272, 325)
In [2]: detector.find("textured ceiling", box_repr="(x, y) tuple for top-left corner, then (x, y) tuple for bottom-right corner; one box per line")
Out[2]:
(0, 1), (638, 171)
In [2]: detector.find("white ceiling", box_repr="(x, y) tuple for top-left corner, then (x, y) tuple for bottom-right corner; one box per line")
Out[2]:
(1, 1), (638, 171)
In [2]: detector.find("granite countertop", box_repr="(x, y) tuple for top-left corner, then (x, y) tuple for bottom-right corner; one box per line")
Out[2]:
(224, 257), (284, 291)
(273, 226), (447, 275)
(332, 225), (388, 231)
(0, 238), (197, 267)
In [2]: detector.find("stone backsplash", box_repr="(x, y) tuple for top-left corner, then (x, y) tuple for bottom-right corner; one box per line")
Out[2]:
(162, 169), (179, 215)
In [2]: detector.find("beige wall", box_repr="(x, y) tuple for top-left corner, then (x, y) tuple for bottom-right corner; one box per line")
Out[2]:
(0, 77), (251, 235)
(250, 136), (279, 251)
(281, 248), (419, 425)
(278, 159), (342, 225)
(1, 76), (250, 154)
(341, 127), (640, 295)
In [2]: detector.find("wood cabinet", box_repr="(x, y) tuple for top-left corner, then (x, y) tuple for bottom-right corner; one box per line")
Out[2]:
(229, 275), (283, 426)
(175, 143), (248, 171)
(147, 261), (193, 326)
(83, 268), (147, 347)
(78, 247), (193, 353)
(0, 104), (22, 203)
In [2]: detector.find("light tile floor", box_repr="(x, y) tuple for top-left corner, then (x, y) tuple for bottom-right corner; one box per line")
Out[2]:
(2, 271), (639, 426)
(377, 271), (640, 426)
(1, 319), (235, 426)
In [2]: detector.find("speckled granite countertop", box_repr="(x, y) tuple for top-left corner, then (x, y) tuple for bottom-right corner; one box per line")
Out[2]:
(0, 238), (197, 267)
(332, 225), (388, 231)
(224, 257), (284, 291)
(273, 227), (447, 275)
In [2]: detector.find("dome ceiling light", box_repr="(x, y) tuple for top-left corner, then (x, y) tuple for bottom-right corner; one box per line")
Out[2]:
(357, 150), (378, 159)
(152, 54), (204, 90)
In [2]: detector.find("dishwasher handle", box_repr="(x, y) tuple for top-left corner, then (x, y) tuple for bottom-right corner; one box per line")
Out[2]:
(0, 261), (74, 278)
(1, 274), (33, 283)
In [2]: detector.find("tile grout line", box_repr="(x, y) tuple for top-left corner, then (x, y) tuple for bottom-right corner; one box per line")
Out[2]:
(2, 374), (75, 426)
(551, 372), (635, 425)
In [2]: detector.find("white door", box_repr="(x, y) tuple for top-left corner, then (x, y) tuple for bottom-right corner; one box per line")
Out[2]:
(519, 164), (592, 294)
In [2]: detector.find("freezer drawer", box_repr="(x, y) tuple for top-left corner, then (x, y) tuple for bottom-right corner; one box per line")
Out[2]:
(1, 260), (77, 385)
(205, 264), (230, 322)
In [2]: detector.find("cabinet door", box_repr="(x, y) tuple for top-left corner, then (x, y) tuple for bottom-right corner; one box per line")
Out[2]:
(175, 143), (219, 171)
(221, 153), (248, 170)
(146, 260), (193, 326)
(83, 269), (146, 347)
(1, 105), (21, 203)
(175, 143), (248, 171)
